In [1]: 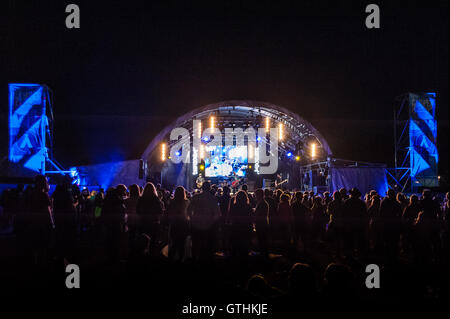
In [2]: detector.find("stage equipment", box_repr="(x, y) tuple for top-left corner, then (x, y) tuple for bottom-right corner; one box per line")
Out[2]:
(161, 143), (166, 161)
(8, 83), (69, 178)
(388, 93), (438, 192)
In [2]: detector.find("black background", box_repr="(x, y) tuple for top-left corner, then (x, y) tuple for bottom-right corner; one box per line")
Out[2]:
(1, 0), (448, 178)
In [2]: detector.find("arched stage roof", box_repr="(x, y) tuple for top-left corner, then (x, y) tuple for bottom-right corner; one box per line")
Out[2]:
(142, 100), (332, 161)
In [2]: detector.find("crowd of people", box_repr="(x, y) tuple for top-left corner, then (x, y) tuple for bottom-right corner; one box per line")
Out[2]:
(0, 174), (448, 302)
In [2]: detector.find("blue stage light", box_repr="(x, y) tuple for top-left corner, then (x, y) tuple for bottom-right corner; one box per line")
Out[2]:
(175, 151), (181, 156)
(256, 136), (262, 142)
(287, 152), (292, 157)
(202, 136), (209, 142)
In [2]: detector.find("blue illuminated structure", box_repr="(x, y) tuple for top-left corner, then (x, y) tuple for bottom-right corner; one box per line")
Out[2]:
(8, 83), (71, 179)
(389, 93), (439, 192)
(409, 93), (438, 187)
(9, 84), (49, 173)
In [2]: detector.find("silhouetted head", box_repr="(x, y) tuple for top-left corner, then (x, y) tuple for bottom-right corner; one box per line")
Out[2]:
(349, 188), (361, 198)
(371, 194), (381, 207)
(241, 184), (248, 192)
(254, 189), (264, 202)
(295, 191), (303, 202)
(422, 189), (432, 199)
(333, 190), (341, 201)
(276, 189), (283, 198)
(280, 193), (291, 203)
(396, 192), (406, 203)
(202, 181), (211, 192)
(173, 186), (186, 202)
(246, 274), (271, 297)
(223, 186), (230, 195)
(116, 184), (127, 198)
(289, 263), (316, 295)
(142, 182), (158, 199)
(235, 190), (249, 205)
(339, 188), (347, 197)
(129, 184), (141, 198)
(324, 263), (352, 292)
(409, 194), (418, 205)
(313, 196), (322, 207)
(387, 188), (396, 198)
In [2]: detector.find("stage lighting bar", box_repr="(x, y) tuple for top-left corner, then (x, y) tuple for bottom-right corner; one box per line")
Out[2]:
(279, 123), (283, 140)
(161, 143), (166, 161)
(198, 120), (202, 138)
(311, 143), (316, 159)
(265, 117), (270, 133)
(210, 116), (215, 129)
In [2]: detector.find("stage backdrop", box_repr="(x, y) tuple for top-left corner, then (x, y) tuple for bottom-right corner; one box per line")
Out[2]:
(330, 166), (388, 196)
(77, 160), (142, 189)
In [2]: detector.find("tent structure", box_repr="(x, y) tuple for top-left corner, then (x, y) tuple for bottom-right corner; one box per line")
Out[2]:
(77, 100), (388, 195)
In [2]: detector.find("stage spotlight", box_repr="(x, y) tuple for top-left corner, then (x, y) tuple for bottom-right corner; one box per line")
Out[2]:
(202, 136), (209, 142)
(210, 116), (215, 129)
(279, 123), (283, 140)
(287, 152), (292, 157)
(200, 164), (205, 171)
(161, 143), (166, 161)
(175, 150), (181, 156)
(295, 155), (300, 161)
(265, 117), (270, 133)
(256, 136), (262, 142)
(311, 143), (316, 159)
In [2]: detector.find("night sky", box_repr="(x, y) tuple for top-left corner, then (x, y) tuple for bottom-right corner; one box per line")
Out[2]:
(1, 1), (448, 177)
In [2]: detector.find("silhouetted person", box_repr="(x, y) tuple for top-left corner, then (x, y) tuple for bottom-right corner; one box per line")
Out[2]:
(288, 263), (317, 299)
(418, 189), (441, 261)
(397, 192), (409, 213)
(291, 192), (309, 251)
(341, 188), (367, 257)
(264, 189), (277, 235)
(367, 194), (381, 252)
(228, 190), (253, 258)
(136, 182), (164, 254)
(16, 175), (54, 265)
(101, 187), (126, 262)
(379, 189), (402, 262)
(310, 196), (326, 244)
(218, 186), (231, 218)
(246, 274), (282, 300)
(402, 194), (420, 257)
(322, 263), (354, 300)
(52, 183), (77, 261)
(254, 189), (269, 257)
(327, 191), (344, 255)
(187, 182), (220, 262)
(125, 184), (141, 240)
(167, 186), (189, 262)
(277, 193), (293, 247)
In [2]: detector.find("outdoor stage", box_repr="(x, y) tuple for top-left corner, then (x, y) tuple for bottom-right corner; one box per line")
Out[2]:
(76, 100), (389, 195)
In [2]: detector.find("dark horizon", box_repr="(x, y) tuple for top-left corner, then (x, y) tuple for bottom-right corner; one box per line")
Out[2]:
(1, 1), (448, 176)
